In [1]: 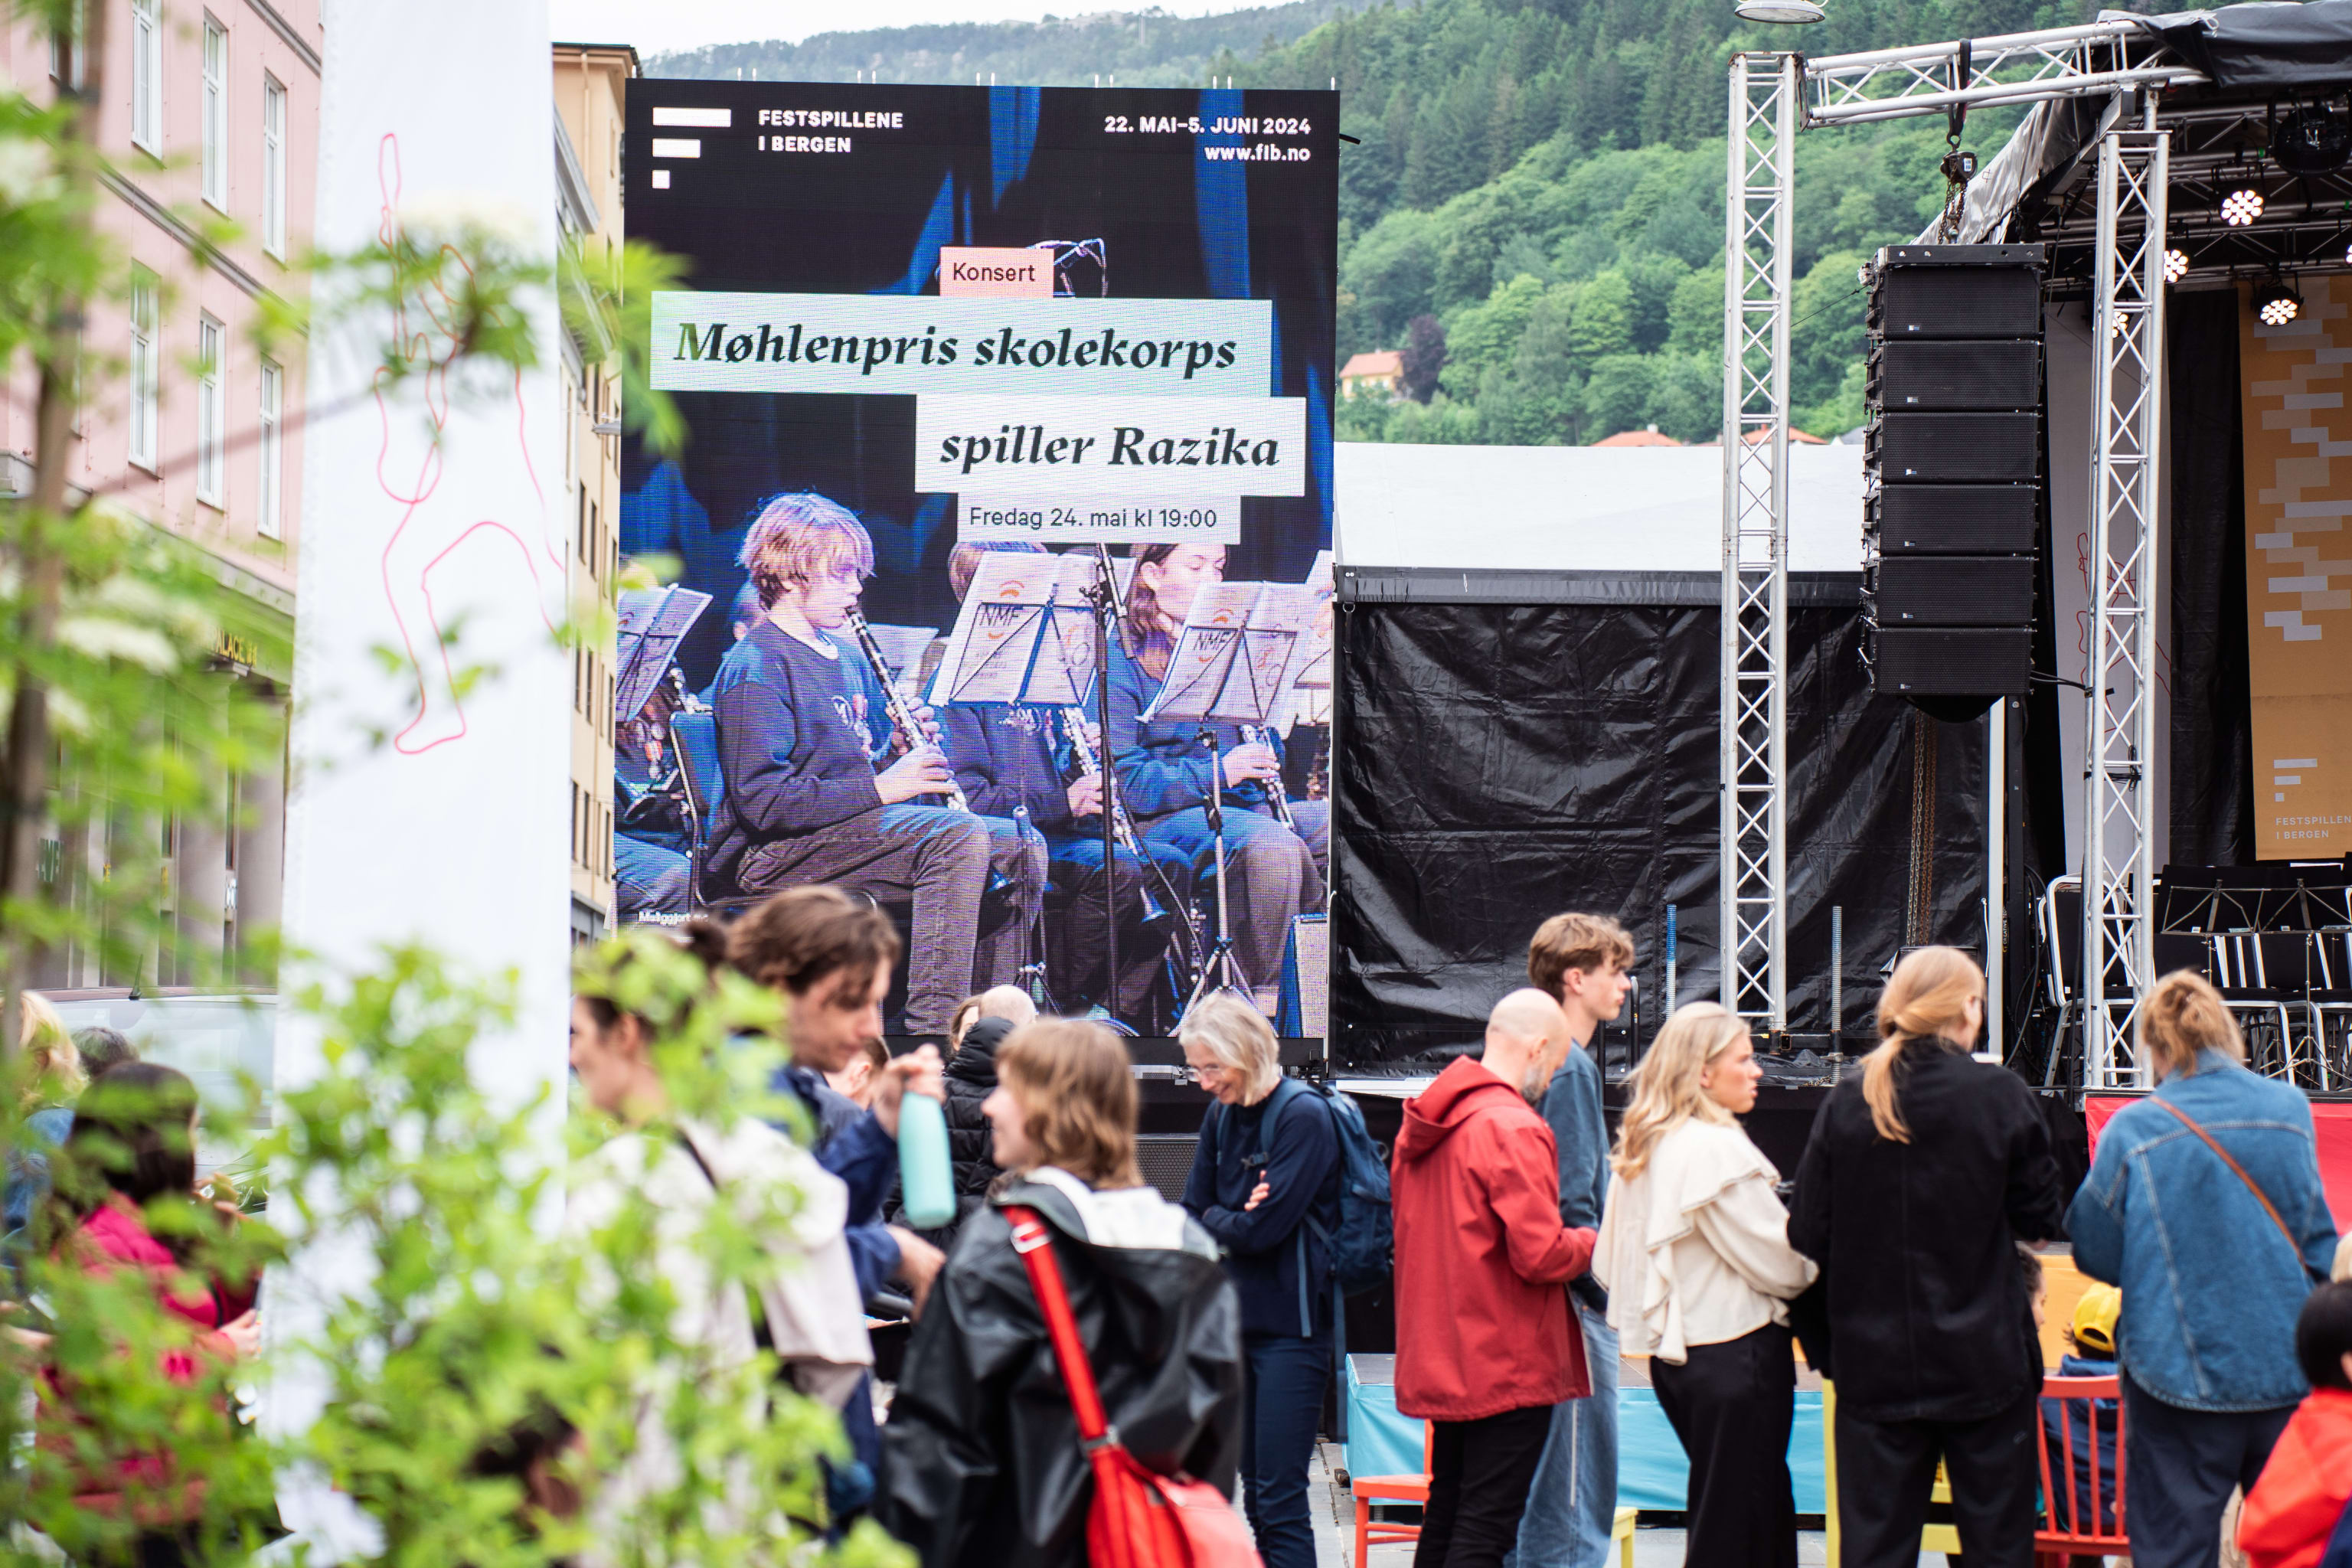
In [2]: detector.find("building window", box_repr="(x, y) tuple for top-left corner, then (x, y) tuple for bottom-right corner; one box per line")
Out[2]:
(201, 17), (227, 210)
(262, 74), (286, 259)
(48, 2), (86, 89)
(131, 0), (160, 155)
(196, 314), (224, 507)
(257, 359), (283, 538)
(128, 266), (158, 472)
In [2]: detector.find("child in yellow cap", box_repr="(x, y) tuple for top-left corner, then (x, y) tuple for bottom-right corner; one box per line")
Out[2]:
(2040, 1282), (2124, 1541)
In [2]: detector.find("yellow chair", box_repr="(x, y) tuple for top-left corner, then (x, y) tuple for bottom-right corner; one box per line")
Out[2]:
(1821, 1380), (1962, 1566)
(1611, 1504), (1638, 1568)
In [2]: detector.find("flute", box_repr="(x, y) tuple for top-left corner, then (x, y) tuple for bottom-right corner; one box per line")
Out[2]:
(1058, 707), (1145, 856)
(1238, 724), (1298, 831)
(844, 605), (970, 813)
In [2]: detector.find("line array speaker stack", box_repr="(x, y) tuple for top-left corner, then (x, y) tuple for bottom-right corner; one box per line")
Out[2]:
(1862, 243), (2046, 717)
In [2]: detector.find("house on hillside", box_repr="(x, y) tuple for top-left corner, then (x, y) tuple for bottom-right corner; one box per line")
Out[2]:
(1340, 350), (1403, 399)
(1594, 426), (1684, 447)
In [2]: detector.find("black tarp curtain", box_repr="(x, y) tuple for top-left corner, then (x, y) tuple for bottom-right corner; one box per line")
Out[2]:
(1329, 570), (1990, 1069)
(2167, 289), (2256, 867)
(1327, 291), (2256, 1072)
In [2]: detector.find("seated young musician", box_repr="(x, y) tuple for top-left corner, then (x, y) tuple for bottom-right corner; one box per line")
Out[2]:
(1109, 541), (1328, 1014)
(935, 542), (1189, 1021)
(705, 492), (1042, 1035)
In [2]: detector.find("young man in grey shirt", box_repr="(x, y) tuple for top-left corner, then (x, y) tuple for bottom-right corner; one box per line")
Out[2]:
(1509, 912), (1635, 1568)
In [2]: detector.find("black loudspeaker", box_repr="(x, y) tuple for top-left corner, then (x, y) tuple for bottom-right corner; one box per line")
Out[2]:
(1867, 246), (2045, 338)
(1869, 557), (2036, 625)
(1862, 243), (2044, 706)
(1868, 485), (2037, 554)
(1867, 413), (2040, 482)
(1872, 627), (2034, 694)
(1867, 339), (2041, 410)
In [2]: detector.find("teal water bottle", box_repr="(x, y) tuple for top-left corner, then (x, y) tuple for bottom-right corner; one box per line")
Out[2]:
(897, 1091), (956, 1229)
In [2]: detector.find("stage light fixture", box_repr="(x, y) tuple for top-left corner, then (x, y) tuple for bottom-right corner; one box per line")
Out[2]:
(2255, 279), (2302, 326)
(1735, 0), (1826, 21)
(2273, 106), (2352, 176)
(2223, 186), (2265, 226)
(2164, 248), (2190, 283)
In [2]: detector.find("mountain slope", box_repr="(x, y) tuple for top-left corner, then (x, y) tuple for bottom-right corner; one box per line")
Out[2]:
(645, 2), (1376, 87)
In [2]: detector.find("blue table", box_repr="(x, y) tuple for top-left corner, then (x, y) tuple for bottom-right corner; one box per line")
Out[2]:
(1344, 1355), (1826, 1514)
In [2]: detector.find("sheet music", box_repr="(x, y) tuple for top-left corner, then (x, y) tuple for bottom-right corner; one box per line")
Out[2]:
(1261, 554), (1334, 731)
(1233, 584), (1317, 722)
(613, 586), (712, 727)
(1145, 582), (1256, 724)
(929, 550), (1061, 707)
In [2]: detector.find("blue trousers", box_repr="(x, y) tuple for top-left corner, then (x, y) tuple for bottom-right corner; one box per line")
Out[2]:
(1506, 1302), (1619, 1568)
(1242, 1331), (1331, 1568)
(616, 832), (690, 918)
(2122, 1373), (2294, 1568)
(1142, 801), (1328, 995)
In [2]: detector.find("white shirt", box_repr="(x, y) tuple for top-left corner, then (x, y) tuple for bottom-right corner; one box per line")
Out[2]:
(1592, 1117), (1818, 1364)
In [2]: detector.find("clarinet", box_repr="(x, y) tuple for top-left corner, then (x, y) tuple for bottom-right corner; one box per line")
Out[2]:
(1238, 724), (1298, 831)
(1059, 707), (1145, 855)
(844, 605), (970, 813)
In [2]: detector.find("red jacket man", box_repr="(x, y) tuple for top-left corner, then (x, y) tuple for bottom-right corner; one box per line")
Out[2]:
(1393, 988), (1597, 1568)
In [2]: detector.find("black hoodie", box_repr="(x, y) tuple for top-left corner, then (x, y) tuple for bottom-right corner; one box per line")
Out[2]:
(944, 1018), (1016, 1200)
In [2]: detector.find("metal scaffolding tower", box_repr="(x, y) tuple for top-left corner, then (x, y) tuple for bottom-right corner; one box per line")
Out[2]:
(1721, 53), (1796, 1035)
(2083, 126), (2169, 1088)
(1721, 31), (2190, 1067)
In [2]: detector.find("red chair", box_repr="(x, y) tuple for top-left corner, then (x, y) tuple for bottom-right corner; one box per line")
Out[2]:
(2035, 1373), (2128, 1566)
(1350, 1425), (1433, 1568)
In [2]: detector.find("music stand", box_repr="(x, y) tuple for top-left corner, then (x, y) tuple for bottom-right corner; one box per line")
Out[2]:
(615, 586), (712, 729)
(929, 552), (1139, 1013)
(1146, 583), (1321, 1011)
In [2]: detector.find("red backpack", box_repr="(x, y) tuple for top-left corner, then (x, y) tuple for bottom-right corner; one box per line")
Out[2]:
(1002, 1206), (1262, 1568)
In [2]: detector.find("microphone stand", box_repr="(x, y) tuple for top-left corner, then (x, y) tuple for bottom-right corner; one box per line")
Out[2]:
(1084, 550), (1119, 1018)
(1084, 544), (1202, 1021)
(1182, 727), (1248, 1009)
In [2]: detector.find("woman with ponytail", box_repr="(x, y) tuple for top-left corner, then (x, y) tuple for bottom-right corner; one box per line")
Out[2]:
(1787, 946), (2066, 1568)
(1594, 1003), (1817, 1568)
(2069, 969), (2337, 1568)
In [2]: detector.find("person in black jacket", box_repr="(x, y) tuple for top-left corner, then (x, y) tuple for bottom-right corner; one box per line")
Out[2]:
(942, 1005), (1030, 1206)
(877, 1019), (1244, 1568)
(1788, 946), (2067, 1568)
(1178, 991), (1340, 1568)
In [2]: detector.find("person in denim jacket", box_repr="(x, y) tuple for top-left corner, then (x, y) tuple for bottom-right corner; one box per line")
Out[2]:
(2069, 970), (2339, 1568)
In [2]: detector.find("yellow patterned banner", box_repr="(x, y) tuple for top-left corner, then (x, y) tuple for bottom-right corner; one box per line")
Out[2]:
(2239, 277), (2352, 858)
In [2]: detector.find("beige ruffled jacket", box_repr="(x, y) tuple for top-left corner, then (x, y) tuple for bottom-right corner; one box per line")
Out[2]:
(566, 1114), (872, 1564)
(1592, 1117), (1818, 1365)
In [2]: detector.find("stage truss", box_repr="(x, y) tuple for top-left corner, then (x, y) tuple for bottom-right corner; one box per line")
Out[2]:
(1723, 28), (2203, 1084)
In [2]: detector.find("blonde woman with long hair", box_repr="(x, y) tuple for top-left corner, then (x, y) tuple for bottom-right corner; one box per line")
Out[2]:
(2069, 971), (2335, 1568)
(1594, 1003), (1815, 1568)
(1786, 946), (2066, 1568)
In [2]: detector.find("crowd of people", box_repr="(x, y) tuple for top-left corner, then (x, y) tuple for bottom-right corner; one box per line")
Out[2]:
(12, 889), (2352, 1568)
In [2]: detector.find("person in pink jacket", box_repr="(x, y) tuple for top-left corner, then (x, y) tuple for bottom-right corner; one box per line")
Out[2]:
(1392, 989), (1597, 1568)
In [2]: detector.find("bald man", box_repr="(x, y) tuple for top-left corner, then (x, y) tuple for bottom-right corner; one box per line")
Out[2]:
(1391, 990), (1599, 1568)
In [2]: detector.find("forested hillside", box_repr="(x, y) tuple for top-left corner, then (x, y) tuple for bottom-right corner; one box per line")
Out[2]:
(653, 0), (2110, 444)
(1223, 0), (2076, 442)
(645, 3), (1371, 89)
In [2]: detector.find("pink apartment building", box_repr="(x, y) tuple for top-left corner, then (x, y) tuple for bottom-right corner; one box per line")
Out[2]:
(2, 0), (318, 990)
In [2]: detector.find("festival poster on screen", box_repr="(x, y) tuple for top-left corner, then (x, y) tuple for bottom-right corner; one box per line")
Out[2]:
(619, 80), (1338, 692)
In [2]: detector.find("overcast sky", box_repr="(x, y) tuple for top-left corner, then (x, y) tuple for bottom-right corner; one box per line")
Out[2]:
(549, 0), (1261, 56)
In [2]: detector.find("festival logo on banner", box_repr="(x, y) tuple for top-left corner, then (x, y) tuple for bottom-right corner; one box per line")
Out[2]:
(2239, 276), (2352, 857)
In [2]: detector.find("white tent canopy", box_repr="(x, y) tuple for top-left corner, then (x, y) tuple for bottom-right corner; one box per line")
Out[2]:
(1333, 441), (1869, 573)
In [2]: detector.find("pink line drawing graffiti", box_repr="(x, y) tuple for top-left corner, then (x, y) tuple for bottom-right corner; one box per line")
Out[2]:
(371, 134), (564, 755)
